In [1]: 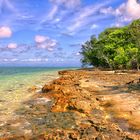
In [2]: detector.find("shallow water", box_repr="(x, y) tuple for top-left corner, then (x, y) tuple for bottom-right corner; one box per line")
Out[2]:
(0, 67), (71, 121)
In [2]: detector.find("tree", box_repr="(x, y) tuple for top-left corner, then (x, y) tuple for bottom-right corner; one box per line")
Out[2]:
(81, 19), (140, 70)
(129, 19), (140, 70)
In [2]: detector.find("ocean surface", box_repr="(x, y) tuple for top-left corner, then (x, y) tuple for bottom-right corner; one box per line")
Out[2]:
(0, 67), (75, 121)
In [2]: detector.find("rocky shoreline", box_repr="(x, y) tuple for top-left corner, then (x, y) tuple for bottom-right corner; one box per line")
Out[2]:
(1, 69), (140, 139)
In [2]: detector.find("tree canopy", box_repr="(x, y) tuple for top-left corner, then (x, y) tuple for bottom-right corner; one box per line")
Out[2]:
(81, 19), (140, 70)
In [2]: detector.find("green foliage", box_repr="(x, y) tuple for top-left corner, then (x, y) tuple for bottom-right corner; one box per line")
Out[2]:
(81, 19), (140, 70)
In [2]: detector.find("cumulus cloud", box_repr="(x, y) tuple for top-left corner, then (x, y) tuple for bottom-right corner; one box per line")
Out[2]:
(125, 0), (140, 19)
(35, 35), (57, 50)
(101, 0), (140, 26)
(0, 26), (12, 38)
(114, 0), (140, 25)
(7, 43), (17, 49)
(38, 40), (57, 49)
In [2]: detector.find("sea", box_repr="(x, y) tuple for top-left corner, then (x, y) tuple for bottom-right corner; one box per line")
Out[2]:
(0, 67), (76, 121)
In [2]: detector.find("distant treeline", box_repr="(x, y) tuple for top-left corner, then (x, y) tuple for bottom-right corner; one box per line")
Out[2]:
(81, 19), (140, 70)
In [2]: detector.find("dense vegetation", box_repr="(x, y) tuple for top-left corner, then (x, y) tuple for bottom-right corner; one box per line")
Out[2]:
(81, 19), (140, 70)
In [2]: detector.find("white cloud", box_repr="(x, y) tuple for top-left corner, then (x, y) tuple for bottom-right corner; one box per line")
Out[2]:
(113, 0), (140, 25)
(10, 58), (18, 62)
(67, 2), (109, 33)
(126, 0), (140, 19)
(0, 0), (18, 14)
(47, 48), (54, 51)
(3, 59), (8, 62)
(55, 18), (61, 22)
(100, 7), (113, 14)
(37, 39), (57, 49)
(76, 52), (80, 56)
(101, 0), (140, 26)
(21, 58), (41, 62)
(21, 58), (49, 62)
(7, 43), (17, 49)
(44, 58), (49, 61)
(35, 35), (57, 50)
(115, 4), (125, 16)
(50, 0), (81, 8)
(35, 35), (47, 43)
(2, 58), (18, 62)
(91, 24), (99, 29)
(29, 58), (41, 62)
(41, 0), (81, 23)
(56, 58), (64, 62)
(114, 23), (122, 27)
(0, 26), (12, 38)
(49, 5), (58, 19)
(45, 5), (58, 21)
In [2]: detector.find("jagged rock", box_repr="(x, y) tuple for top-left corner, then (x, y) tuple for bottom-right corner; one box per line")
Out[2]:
(58, 70), (70, 75)
(42, 84), (55, 93)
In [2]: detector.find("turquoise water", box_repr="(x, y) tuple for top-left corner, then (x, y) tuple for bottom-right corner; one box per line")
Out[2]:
(0, 67), (63, 98)
(0, 67), (74, 121)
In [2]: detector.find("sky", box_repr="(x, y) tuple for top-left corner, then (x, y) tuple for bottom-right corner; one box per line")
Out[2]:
(0, 0), (140, 67)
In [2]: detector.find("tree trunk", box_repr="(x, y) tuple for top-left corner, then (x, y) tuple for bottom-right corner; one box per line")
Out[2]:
(137, 63), (140, 71)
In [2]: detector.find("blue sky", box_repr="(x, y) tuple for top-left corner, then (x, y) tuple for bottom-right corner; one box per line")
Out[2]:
(0, 0), (139, 67)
